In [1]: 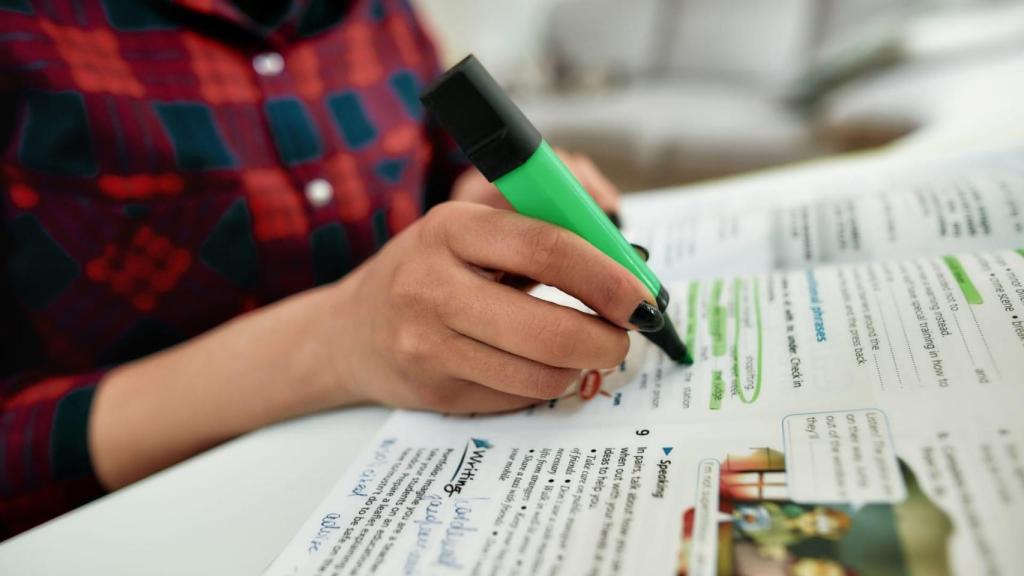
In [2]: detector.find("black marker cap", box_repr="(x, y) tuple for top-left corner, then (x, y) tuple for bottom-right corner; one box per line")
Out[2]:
(420, 55), (541, 182)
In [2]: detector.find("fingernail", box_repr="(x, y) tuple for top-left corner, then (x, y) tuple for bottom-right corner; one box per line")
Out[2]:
(629, 302), (665, 332)
(608, 212), (622, 229)
(630, 243), (649, 262)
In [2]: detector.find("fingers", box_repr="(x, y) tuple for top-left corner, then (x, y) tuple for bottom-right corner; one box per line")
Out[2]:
(556, 149), (621, 215)
(449, 168), (512, 209)
(451, 148), (619, 216)
(441, 331), (580, 399)
(429, 203), (660, 331)
(444, 266), (630, 369)
(425, 380), (541, 415)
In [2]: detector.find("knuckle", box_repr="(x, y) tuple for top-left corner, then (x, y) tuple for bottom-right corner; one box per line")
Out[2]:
(389, 260), (423, 305)
(524, 225), (565, 279)
(426, 201), (460, 222)
(390, 258), (449, 310)
(538, 314), (578, 361)
(393, 324), (433, 365)
(422, 202), (463, 243)
(598, 268), (633, 315)
(532, 367), (577, 399)
(600, 330), (631, 368)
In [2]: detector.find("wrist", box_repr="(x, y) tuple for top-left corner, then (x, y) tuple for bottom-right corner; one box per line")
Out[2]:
(285, 268), (371, 412)
(87, 277), (374, 490)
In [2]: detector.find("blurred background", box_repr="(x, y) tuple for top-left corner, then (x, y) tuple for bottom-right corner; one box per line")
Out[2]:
(413, 0), (1024, 190)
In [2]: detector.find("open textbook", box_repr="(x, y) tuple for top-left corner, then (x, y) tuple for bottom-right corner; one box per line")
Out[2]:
(265, 144), (1024, 576)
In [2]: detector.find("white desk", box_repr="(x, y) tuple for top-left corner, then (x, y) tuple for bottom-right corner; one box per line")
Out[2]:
(0, 406), (391, 575)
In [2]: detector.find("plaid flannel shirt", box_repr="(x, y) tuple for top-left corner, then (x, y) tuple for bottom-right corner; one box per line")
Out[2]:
(0, 0), (466, 538)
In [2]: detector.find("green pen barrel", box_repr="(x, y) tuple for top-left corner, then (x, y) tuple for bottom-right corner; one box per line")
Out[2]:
(420, 54), (689, 362)
(494, 140), (663, 302)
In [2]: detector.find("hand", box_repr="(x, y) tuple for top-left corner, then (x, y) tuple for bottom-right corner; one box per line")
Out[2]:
(327, 201), (663, 414)
(450, 149), (620, 217)
(87, 199), (649, 489)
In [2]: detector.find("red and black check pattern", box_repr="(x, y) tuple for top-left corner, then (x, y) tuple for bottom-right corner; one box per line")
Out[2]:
(0, 0), (467, 538)
(85, 226), (193, 312)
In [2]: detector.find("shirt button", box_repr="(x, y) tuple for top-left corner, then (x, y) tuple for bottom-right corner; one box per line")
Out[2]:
(252, 52), (284, 76)
(305, 179), (334, 207)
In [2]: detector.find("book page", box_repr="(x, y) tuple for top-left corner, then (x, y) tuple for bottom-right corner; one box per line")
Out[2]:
(512, 250), (1024, 425)
(264, 147), (1024, 576)
(623, 146), (1024, 280)
(264, 249), (1024, 576)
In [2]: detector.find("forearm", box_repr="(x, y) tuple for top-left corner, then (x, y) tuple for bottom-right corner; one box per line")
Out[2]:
(88, 281), (361, 490)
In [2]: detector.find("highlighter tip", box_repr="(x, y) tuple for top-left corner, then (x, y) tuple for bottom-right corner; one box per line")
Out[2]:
(670, 342), (692, 365)
(640, 316), (690, 365)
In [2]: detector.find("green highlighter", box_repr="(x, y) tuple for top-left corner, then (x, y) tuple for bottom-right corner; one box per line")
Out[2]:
(420, 55), (691, 364)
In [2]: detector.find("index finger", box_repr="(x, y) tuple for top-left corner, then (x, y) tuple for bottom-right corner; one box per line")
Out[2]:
(433, 203), (664, 332)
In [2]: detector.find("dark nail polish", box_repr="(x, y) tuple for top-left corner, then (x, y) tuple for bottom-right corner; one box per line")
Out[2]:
(608, 212), (622, 229)
(629, 302), (665, 332)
